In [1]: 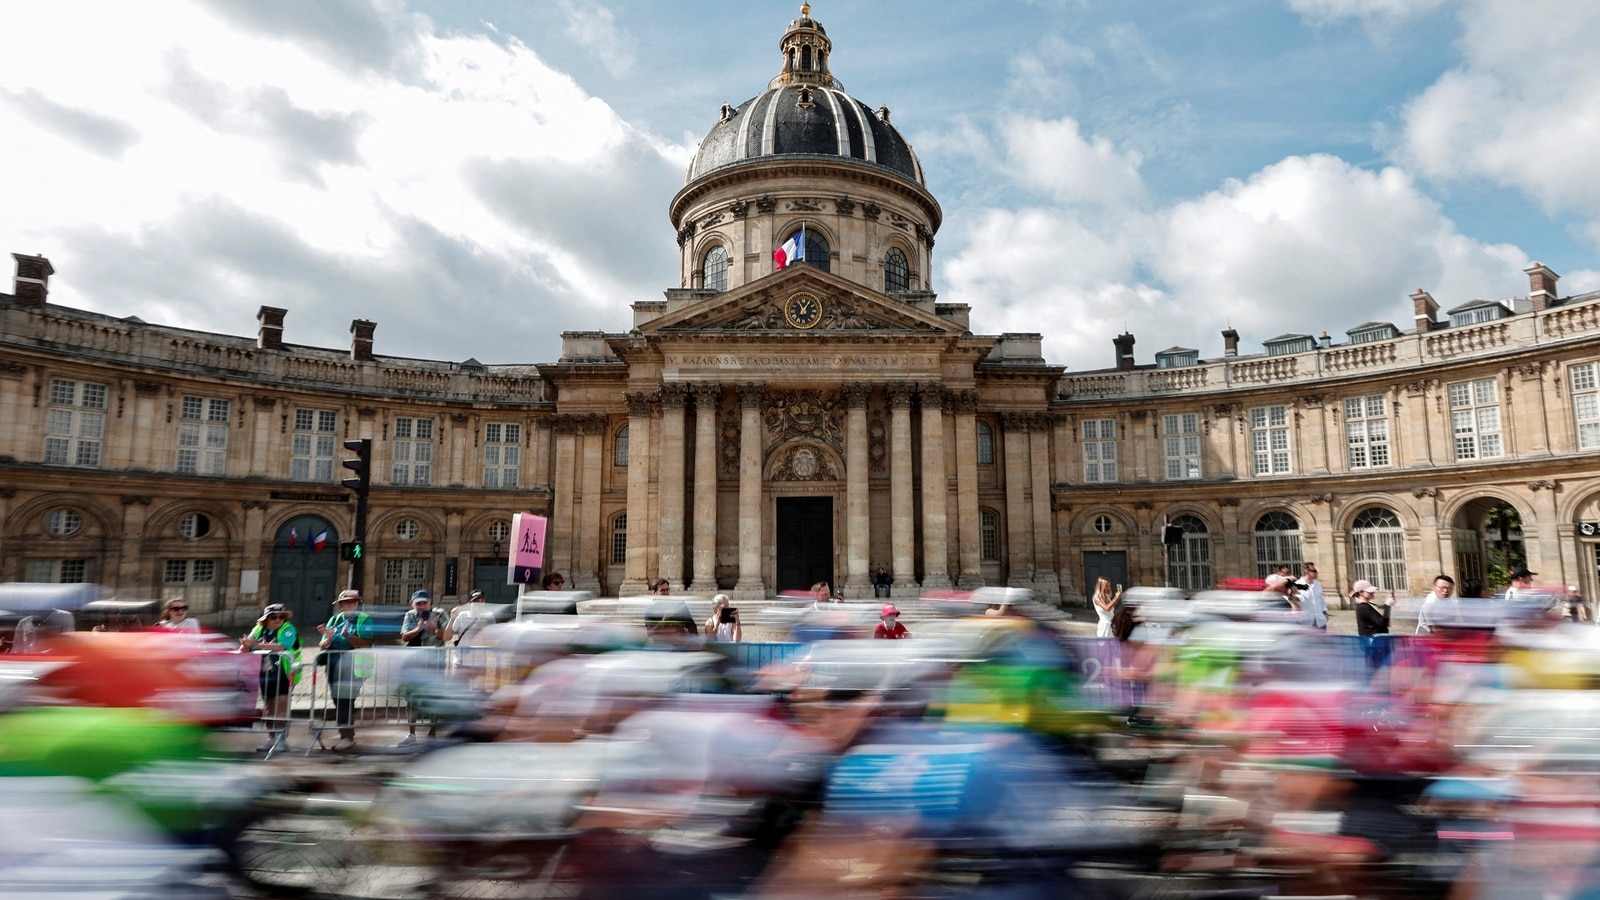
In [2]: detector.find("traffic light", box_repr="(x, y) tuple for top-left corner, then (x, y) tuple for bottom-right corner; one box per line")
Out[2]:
(341, 438), (371, 497)
(339, 541), (364, 560)
(342, 438), (372, 596)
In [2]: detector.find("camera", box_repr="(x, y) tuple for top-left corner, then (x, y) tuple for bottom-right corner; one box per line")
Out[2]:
(719, 607), (738, 624)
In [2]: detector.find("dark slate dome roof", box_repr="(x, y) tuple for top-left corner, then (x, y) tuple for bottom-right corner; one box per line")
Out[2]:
(685, 5), (924, 187)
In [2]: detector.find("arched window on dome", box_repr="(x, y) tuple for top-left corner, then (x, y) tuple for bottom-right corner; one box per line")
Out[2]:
(702, 245), (729, 293)
(801, 230), (830, 271)
(801, 44), (812, 71)
(884, 247), (909, 293)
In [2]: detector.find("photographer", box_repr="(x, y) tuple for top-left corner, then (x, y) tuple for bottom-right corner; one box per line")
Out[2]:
(704, 594), (741, 642)
(398, 589), (451, 747)
(317, 589), (374, 753)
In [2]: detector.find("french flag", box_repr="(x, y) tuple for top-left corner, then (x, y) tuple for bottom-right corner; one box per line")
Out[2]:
(773, 227), (805, 270)
(287, 527), (299, 548)
(311, 529), (328, 552)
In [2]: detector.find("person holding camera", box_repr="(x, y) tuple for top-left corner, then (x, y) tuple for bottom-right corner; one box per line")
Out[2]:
(1299, 564), (1327, 629)
(240, 604), (298, 752)
(398, 589), (451, 747)
(704, 593), (742, 642)
(318, 589), (374, 753)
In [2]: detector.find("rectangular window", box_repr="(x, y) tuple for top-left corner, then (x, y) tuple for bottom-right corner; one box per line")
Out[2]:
(1163, 413), (1202, 480)
(1449, 378), (1503, 461)
(979, 509), (1000, 561)
(382, 558), (429, 605)
(1573, 364), (1600, 451)
(44, 378), (106, 468)
(391, 417), (434, 485)
(1344, 395), (1391, 468)
(25, 559), (87, 583)
(483, 422), (522, 488)
(290, 409), (338, 481)
(1249, 405), (1292, 475)
(176, 397), (230, 475)
(162, 559), (218, 613)
(1082, 418), (1117, 483)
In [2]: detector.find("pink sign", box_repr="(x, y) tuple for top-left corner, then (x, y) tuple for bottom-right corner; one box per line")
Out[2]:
(509, 513), (548, 585)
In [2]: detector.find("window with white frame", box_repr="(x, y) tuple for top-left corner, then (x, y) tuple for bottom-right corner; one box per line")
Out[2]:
(1163, 413), (1202, 480)
(703, 245), (729, 293)
(611, 514), (628, 565)
(25, 559), (87, 583)
(44, 378), (106, 468)
(979, 509), (1000, 561)
(976, 421), (995, 466)
(290, 409), (337, 481)
(392, 417), (434, 485)
(1351, 507), (1407, 591)
(177, 396), (230, 475)
(614, 425), (629, 467)
(178, 513), (211, 539)
(1572, 364), (1600, 451)
(382, 558), (429, 605)
(1253, 511), (1303, 578)
(484, 422), (522, 488)
(1082, 418), (1117, 483)
(163, 559), (217, 612)
(1345, 395), (1391, 468)
(45, 508), (82, 536)
(1250, 405), (1291, 475)
(1449, 378), (1503, 461)
(1166, 515), (1211, 591)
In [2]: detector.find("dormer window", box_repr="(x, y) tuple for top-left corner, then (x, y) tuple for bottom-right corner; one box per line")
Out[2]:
(1156, 347), (1198, 368)
(1264, 334), (1315, 356)
(1449, 301), (1509, 327)
(1347, 322), (1399, 344)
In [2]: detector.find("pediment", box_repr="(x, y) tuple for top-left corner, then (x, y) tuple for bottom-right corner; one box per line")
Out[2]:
(641, 267), (964, 336)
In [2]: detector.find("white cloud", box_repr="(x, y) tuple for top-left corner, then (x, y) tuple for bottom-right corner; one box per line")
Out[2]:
(557, 0), (636, 78)
(1287, 0), (1449, 24)
(1001, 117), (1145, 208)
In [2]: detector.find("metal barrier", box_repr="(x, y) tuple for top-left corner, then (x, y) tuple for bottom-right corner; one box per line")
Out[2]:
(706, 641), (805, 670)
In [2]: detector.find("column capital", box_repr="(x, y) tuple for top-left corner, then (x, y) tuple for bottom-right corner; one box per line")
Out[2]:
(551, 413), (583, 435)
(737, 382), (766, 409)
(947, 389), (980, 414)
(918, 384), (945, 410)
(624, 391), (655, 418)
(691, 382), (722, 407)
(842, 382), (872, 408)
(886, 382), (916, 409)
(659, 382), (691, 409)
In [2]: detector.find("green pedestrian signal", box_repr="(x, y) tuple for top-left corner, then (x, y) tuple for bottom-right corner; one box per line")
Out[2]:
(339, 541), (364, 561)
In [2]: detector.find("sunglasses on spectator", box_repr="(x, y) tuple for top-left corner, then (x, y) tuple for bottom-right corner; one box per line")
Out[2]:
(170, 605), (188, 611)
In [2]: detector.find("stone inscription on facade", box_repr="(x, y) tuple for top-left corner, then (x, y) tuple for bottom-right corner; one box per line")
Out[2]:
(666, 353), (926, 371)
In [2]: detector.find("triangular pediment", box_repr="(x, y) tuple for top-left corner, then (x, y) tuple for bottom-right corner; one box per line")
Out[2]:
(641, 267), (964, 336)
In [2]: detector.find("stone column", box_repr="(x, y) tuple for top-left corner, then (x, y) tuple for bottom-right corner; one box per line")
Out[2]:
(887, 383), (917, 589)
(735, 383), (766, 597)
(950, 390), (982, 587)
(843, 382), (871, 596)
(575, 415), (605, 593)
(919, 385), (951, 589)
(657, 383), (689, 591)
(1002, 413), (1034, 585)
(690, 383), (722, 593)
(116, 495), (151, 591)
(550, 415), (579, 583)
(621, 392), (653, 595)
(1029, 415), (1060, 602)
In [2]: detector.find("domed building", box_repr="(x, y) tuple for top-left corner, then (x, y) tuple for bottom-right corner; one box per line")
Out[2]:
(3, 5), (1600, 627)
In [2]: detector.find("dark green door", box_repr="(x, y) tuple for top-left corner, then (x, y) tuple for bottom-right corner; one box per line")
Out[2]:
(1082, 551), (1128, 598)
(776, 497), (833, 593)
(472, 560), (519, 603)
(270, 515), (340, 628)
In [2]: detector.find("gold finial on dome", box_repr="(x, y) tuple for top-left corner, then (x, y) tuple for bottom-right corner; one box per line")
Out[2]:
(801, 2), (811, 15)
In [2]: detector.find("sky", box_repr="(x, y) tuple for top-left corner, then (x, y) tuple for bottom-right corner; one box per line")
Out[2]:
(3, 0), (1599, 369)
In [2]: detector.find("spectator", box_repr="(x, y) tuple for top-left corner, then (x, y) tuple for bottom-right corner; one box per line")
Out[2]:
(704, 594), (742, 642)
(541, 572), (566, 591)
(1504, 566), (1537, 601)
(873, 566), (892, 598)
(1300, 563), (1327, 629)
(652, 579), (672, 596)
(157, 597), (199, 633)
(1564, 584), (1591, 622)
(1263, 573), (1300, 613)
(874, 604), (910, 640)
(810, 581), (836, 610)
(1352, 580), (1395, 670)
(317, 590), (374, 753)
(398, 589), (451, 747)
(240, 604), (298, 752)
(1091, 577), (1122, 638)
(1415, 575), (1458, 634)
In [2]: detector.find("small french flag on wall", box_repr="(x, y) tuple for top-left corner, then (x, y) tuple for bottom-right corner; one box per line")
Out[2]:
(773, 226), (806, 270)
(287, 527), (299, 548)
(311, 529), (328, 552)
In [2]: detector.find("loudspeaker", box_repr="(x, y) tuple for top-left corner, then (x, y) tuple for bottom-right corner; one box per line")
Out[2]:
(1161, 524), (1184, 546)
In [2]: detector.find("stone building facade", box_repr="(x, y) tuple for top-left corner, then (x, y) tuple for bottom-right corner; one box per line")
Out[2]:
(4, 8), (1600, 628)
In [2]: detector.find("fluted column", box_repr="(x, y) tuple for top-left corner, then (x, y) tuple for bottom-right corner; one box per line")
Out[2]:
(550, 415), (580, 583)
(657, 383), (689, 590)
(919, 385), (951, 588)
(950, 390), (982, 587)
(576, 415), (605, 593)
(843, 383), (871, 596)
(620, 392), (654, 595)
(1002, 412), (1034, 585)
(689, 383), (721, 592)
(1029, 414), (1060, 602)
(735, 383), (766, 597)
(887, 383), (917, 588)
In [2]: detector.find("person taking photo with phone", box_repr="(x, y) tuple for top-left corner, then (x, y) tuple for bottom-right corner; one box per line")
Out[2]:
(1092, 577), (1124, 638)
(705, 594), (741, 642)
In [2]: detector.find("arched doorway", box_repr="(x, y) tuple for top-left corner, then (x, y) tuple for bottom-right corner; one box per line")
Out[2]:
(270, 514), (340, 626)
(1450, 497), (1524, 597)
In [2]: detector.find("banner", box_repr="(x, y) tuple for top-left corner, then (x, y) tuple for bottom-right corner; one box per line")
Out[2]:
(509, 513), (547, 585)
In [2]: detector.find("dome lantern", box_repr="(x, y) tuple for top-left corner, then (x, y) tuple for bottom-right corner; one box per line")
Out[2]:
(772, 2), (835, 90)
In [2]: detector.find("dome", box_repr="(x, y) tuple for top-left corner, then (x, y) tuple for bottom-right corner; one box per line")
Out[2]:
(685, 5), (925, 187)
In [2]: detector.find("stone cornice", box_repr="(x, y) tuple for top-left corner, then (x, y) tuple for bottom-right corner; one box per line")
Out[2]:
(669, 157), (941, 233)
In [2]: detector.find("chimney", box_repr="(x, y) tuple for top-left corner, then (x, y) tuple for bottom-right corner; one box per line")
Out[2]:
(1221, 327), (1239, 357)
(1525, 262), (1560, 312)
(1113, 332), (1136, 372)
(1319, 330), (1331, 349)
(350, 319), (376, 361)
(257, 306), (287, 350)
(11, 253), (53, 309)
(1411, 289), (1439, 334)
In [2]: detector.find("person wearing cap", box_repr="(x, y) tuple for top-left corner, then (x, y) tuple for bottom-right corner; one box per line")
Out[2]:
(874, 604), (910, 640)
(398, 590), (451, 747)
(1504, 566), (1537, 602)
(241, 604), (299, 752)
(317, 589), (375, 752)
(450, 589), (493, 651)
(1563, 584), (1591, 622)
(1351, 580), (1393, 637)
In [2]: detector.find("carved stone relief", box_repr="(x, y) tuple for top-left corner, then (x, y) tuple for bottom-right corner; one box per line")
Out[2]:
(861, 200), (881, 220)
(835, 197), (856, 216)
(771, 444), (840, 482)
(788, 198), (823, 212)
(764, 390), (843, 453)
(868, 409), (887, 474)
(728, 199), (749, 219)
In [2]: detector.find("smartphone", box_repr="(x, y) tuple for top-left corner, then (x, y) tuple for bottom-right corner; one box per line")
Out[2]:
(1115, 584), (1123, 593)
(720, 607), (738, 623)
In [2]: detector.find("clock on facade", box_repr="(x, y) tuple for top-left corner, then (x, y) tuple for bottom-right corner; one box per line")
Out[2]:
(785, 293), (823, 329)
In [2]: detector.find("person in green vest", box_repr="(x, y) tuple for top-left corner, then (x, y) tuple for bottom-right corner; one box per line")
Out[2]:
(239, 603), (299, 752)
(318, 589), (374, 752)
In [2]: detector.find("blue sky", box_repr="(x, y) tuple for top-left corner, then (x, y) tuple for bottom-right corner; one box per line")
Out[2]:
(2, 0), (1597, 366)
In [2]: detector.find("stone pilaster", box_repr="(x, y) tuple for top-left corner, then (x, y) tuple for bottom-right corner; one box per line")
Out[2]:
(657, 383), (689, 590)
(1002, 412), (1034, 585)
(0, 363), (29, 463)
(1028, 415), (1059, 602)
(690, 383), (721, 592)
(919, 385), (951, 588)
(621, 393), (653, 595)
(735, 383), (766, 598)
(887, 382), (916, 589)
(117, 495), (152, 590)
(550, 415), (580, 585)
(950, 390), (982, 588)
(575, 415), (605, 593)
(843, 382), (871, 596)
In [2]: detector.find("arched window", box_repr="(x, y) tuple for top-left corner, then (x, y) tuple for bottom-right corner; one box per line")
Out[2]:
(1352, 507), (1407, 591)
(976, 421), (995, 465)
(800, 44), (812, 71)
(702, 245), (729, 292)
(884, 247), (909, 293)
(1254, 511), (1303, 577)
(610, 513), (628, 565)
(614, 425), (629, 467)
(979, 508), (1000, 561)
(1166, 515), (1212, 592)
(784, 229), (831, 272)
